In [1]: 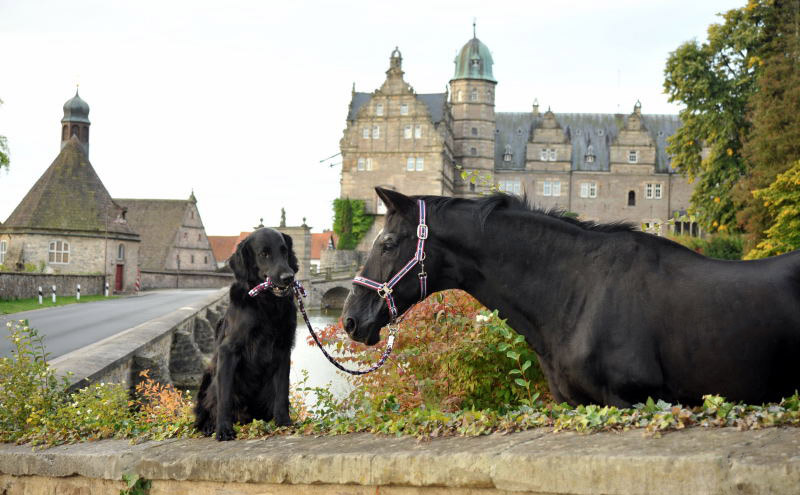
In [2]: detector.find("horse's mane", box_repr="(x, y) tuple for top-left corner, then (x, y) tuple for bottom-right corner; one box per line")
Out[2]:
(422, 193), (636, 234)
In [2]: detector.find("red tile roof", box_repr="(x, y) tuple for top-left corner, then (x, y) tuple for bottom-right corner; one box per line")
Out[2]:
(311, 231), (336, 260)
(207, 235), (241, 263)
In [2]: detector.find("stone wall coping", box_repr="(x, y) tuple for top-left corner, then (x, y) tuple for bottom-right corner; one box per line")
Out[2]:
(0, 428), (799, 493)
(49, 287), (228, 388)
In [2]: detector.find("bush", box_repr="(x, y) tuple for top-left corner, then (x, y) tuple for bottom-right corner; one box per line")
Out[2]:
(669, 234), (743, 260)
(309, 290), (549, 413)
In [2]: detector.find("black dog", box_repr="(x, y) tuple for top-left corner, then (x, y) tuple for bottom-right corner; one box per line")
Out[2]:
(194, 228), (298, 441)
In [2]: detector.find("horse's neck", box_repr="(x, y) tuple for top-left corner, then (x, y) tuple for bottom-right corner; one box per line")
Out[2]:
(435, 208), (592, 355)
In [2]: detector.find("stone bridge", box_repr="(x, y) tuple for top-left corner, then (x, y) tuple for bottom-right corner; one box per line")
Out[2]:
(305, 268), (356, 310)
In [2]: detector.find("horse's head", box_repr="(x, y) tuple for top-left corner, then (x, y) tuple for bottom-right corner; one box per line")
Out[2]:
(342, 187), (433, 345)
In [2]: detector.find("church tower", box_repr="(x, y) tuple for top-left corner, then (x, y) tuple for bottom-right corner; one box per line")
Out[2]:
(449, 23), (497, 195)
(61, 89), (91, 156)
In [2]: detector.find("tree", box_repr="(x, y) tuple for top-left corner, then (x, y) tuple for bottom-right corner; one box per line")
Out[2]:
(0, 98), (9, 171)
(736, 0), (800, 247)
(663, 2), (768, 232)
(743, 160), (800, 259)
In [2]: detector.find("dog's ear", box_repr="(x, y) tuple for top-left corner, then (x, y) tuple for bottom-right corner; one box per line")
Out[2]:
(228, 237), (252, 281)
(282, 233), (299, 273)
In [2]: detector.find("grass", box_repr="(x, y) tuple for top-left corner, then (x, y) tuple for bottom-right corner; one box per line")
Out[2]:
(0, 294), (118, 315)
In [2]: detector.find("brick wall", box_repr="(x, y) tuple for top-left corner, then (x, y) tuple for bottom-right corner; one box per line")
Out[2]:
(0, 272), (105, 300)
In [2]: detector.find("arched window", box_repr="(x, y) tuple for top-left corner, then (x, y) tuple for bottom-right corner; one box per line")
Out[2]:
(628, 191), (636, 206)
(70, 125), (79, 137)
(82, 126), (89, 141)
(62, 125), (68, 141)
(48, 240), (70, 264)
(117, 243), (125, 260)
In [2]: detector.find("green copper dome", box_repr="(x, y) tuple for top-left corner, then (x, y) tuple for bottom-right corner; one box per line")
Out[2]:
(62, 89), (90, 124)
(453, 36), (495, 82)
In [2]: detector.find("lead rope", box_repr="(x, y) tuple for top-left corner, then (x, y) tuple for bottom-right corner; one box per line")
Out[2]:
(293, 281), (399, 376)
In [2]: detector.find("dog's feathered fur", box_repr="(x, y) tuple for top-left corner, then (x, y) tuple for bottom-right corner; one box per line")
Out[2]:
(194, 228), (298, 441)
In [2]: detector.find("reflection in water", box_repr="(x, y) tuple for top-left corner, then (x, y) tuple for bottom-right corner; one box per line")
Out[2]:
(291, 308), (353, 407)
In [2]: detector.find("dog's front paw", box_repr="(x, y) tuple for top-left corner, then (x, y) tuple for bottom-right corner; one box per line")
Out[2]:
(200, 421), (215, 437)
(274, 416), (293, 428)
(215, 424), (236, 441)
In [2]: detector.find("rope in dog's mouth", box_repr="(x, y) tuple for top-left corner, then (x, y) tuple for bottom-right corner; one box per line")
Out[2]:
(249, 278), (396, 375)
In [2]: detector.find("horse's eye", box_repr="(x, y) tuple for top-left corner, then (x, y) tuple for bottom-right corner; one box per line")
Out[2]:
(381, 242), (396, 254)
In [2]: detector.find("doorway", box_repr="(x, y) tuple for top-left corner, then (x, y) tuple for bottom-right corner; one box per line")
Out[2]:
(115, 264), (124, 292)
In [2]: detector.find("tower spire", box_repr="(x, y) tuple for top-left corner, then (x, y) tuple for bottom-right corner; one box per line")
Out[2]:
(473, 18), (476, 38)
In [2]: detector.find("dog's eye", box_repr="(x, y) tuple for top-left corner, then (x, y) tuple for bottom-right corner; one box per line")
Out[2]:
(259, 251), (269, 258)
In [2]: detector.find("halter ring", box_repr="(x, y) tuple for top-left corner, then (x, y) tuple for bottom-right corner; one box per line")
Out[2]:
(377, 284), (393, 299)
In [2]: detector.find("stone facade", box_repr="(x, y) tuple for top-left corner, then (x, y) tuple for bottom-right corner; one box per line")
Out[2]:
(0, 272), (105, 300)
(340, 38), (700, 237)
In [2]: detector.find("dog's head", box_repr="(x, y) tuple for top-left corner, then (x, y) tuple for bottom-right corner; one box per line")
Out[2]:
(228, 228), (299, 295)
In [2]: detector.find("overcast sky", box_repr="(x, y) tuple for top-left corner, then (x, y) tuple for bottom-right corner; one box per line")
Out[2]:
(0, 0), (743, 236)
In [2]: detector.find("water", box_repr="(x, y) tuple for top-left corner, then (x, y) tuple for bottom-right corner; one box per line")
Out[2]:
(291, 309), (354, 406)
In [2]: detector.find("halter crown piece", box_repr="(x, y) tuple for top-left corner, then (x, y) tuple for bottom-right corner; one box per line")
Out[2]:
(352, 199), (428, 321)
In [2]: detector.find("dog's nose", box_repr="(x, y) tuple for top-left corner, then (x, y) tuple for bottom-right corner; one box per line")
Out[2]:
(279, 273), (294, 285)
(344, 317), (357, 336)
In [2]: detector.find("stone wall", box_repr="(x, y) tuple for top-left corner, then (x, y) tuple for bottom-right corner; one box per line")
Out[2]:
(140, 270), (233, 290)
(0, 272), (105, 300)
(1, 427), (798, 494)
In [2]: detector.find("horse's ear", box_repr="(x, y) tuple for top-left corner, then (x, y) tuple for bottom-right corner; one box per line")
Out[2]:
(376, 187), (415, 215)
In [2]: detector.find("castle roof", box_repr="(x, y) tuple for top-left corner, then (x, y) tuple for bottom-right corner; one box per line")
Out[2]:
(2, 136), (136, 237)
(494, 112), (680, 173)
(452, 36), (496, 83)
(62, 89), (90, 124)
(311, 231), (337, 260)
(114, 197), (199, 271)
(347, 92), (448, 124)
(207, 235), (239, 263)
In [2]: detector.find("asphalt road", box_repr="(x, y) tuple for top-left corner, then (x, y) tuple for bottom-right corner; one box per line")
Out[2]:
(0, 289), (219, 359)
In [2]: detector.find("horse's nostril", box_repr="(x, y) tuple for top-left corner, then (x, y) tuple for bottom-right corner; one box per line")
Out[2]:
(344, 317), (356, 335)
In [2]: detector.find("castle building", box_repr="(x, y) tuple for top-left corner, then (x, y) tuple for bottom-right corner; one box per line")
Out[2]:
(340, 32), (698, 247)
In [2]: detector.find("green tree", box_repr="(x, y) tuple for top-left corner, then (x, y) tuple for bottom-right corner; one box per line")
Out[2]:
(0, 98), (9, 171)
(663, 1), (768, 232)
(744, 160), (800, 259)
(736, 0), (800, 247)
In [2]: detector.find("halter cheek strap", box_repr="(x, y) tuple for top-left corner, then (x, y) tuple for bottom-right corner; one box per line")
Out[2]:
(353, 200), (428, 321)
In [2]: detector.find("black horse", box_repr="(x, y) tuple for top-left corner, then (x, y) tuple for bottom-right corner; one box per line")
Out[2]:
(342, 187), (800, 407)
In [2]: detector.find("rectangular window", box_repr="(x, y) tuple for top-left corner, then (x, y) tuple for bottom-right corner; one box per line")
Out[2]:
(628, 150), (638, 163)
(400, 103), (408, 115)
(543, 181), (551, 196)
(499, 180), (521, 195)
(0, 240), (6, 264)
(48, 240), (70, 264)
(357, 158), (365, 171)
(375, 104), (384, 116)
(552, 180), (561, 196)
(654, 183), (662, 199)
(362, 128), (369, 139)
(414, 125), (422, 138)
(580, 182), (597, 198)
(407, 157), (415, 171)
(404, 125), (412, 139)
(366, 158), (373, 171)
(540, 149), (548, 161)
(646, 183), (654, 199)
(372, 125), (380, 139)
(415, 157), (424, 171)
(548, 149), (557, 161)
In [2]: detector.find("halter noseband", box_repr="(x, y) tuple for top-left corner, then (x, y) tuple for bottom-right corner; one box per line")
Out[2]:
(353, 199), (428, 320)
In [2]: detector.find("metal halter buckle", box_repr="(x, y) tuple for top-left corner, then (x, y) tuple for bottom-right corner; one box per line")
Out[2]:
(417, 223), (429, 240)
(377, 284), (393, 299)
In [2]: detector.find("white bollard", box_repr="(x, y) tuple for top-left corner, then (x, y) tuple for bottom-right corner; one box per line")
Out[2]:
(38, 286), (43, 305)
(51, 285), (56, 303)
(76, 283), (81, 301)
(105, 282), (109, 297)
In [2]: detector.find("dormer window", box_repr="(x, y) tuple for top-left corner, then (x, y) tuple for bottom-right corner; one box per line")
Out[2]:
(503, 144), (513, 163)
(375, 104), (384, 116)
(585, 144), (596, 164)
(471, 57), (480, 68)
(400, 103), (409, 115)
